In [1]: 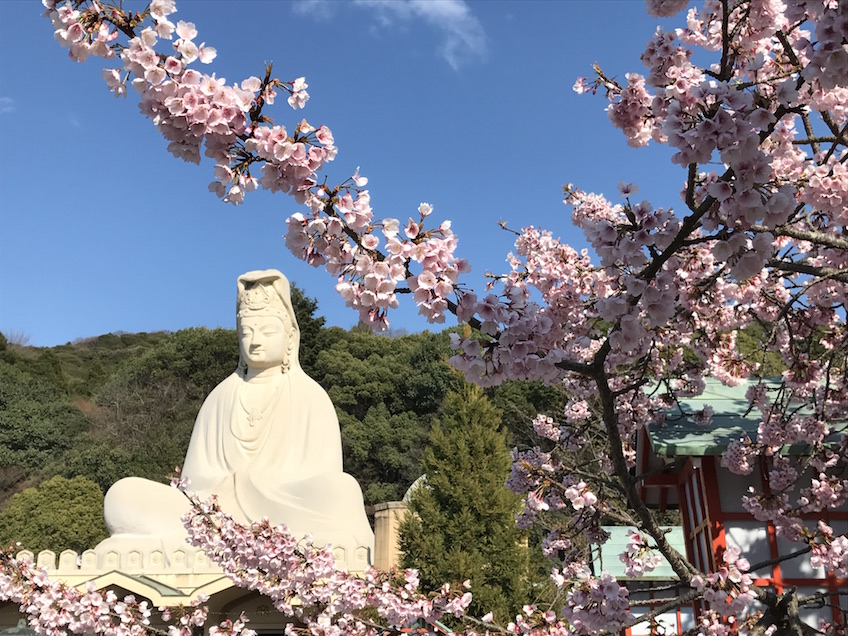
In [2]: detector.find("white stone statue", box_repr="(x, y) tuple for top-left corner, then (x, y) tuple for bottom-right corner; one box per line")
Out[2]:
(99, 270), (374, 560)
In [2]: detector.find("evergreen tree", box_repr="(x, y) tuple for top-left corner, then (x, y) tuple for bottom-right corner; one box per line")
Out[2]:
(0, 475), (108, 554)
(29, 350), (69, 394)
(399, 385), (528, 624)
(0, 361), (89, 503)
(289, 283), (326, 376)
(0, 333), (13, 365)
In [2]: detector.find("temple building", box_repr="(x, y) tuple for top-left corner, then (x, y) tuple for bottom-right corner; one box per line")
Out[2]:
(636, 378), (848, 631)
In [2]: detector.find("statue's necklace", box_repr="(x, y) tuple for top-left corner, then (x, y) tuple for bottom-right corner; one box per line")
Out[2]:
(238, 378), (280, 427)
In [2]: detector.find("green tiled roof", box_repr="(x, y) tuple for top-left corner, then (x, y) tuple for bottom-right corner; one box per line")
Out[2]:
(592, 526), (685, 580)
(647, 378), (847, 457)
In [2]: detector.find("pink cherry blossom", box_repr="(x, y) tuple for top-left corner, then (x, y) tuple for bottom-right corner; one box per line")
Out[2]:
(31, 3), (848, 635)
(645, 0), (689, 18)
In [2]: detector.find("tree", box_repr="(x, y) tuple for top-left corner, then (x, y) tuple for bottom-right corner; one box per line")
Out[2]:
(311, 329), (460, 503)
(49, 330), (171, 397)
(49, 436), (143, 495)
(95, 327), (236, 446)
(5, 2), (848, 636)
(399, 386), (529, 623)
(487, 380), (567, 449)
(0, 476), (108, 554)
(289, 283), (327, 376)
(0, 361), (89, 502)
(27, 350), (69, 395)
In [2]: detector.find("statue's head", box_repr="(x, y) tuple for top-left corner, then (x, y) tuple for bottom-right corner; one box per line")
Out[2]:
(236, 270), (300, 374)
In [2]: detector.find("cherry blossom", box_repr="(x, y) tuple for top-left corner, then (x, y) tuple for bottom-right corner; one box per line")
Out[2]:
(21, 1), (848, 635)
(620, 530), (664, 578)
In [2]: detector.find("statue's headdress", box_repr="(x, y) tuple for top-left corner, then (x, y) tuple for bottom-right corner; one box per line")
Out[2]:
(236, 270), (300, 374)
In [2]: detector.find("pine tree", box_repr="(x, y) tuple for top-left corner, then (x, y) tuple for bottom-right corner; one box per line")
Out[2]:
(0, 475), (108, 554)
(399, 385), (528, 624)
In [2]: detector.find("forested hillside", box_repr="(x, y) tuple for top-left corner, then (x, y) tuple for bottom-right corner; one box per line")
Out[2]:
(0, 287), (566, 552)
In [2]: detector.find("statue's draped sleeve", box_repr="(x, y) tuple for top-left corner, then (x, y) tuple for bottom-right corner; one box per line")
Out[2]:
(182, 373), (238, 495)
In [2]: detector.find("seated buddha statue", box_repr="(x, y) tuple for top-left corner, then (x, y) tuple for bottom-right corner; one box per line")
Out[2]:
(99, 270), (374, 558)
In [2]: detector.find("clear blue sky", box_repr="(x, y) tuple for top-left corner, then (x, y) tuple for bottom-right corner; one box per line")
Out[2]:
(0, 0), (686, 346)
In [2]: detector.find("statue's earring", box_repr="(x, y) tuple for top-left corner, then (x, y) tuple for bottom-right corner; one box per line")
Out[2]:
(284, 329), (295, 373)
(279, 319), (295, 373)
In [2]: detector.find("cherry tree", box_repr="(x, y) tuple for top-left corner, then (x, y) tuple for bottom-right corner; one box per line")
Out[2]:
(2, 0), (847, 635)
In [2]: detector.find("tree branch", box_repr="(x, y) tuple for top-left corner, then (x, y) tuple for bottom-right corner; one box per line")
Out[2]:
(592, 372), (700, 583)
(746, 545), (811, 573)
(768, 259), (848, 283)
(753, 224), (848, 252)
(627, 589), (701, 628)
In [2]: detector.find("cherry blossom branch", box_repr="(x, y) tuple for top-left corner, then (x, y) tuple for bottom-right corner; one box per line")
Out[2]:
(753, 224), (848, 253)
(0, 547), (187, 636)
(592, 371), (700, 583)
(767, 259), (848, 284)
(627, 589), (701, 628)
(34, 2), (848, 635)
(746, 545), (812, 573)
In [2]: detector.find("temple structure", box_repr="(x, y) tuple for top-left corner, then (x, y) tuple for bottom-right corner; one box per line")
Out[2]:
(636, 378), (848, 631)
(0, 533), (382, 632)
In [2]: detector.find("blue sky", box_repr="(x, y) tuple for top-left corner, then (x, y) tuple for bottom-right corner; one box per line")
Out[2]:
(0, 0), (687, 346)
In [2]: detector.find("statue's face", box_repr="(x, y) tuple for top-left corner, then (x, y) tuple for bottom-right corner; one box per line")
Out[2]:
(238, 315), (288, 370)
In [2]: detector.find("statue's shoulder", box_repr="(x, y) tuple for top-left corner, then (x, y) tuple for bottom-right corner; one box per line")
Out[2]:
(294, 369), (328, 393)
(292, 369), (334, 407)
(198, 372), (240, 408)
(210, 371), (241, 393)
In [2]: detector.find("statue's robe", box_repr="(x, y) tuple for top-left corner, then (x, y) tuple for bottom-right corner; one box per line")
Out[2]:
(182, 369), (374, 548)
(102, 369), (374, 555)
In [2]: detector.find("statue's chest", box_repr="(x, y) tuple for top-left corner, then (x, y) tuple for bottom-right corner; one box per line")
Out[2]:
(231, 383), (280, 446)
